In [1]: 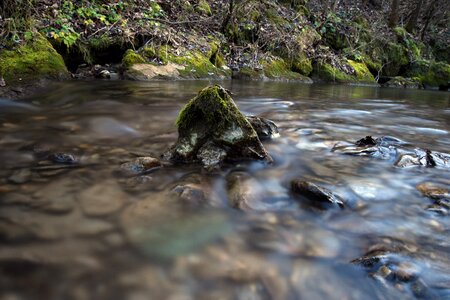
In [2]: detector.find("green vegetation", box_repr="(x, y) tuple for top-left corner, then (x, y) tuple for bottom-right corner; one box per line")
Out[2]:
(263, 57), (307, 80)
(291, 53), (313, 76)
(347, 60), (375, 83)
(313, 59), (374, 83)
(0, 33), (68, 83)
(406, 60), (450, 88)
(0, 0), (448, 88)
(122, 50), (146, 67)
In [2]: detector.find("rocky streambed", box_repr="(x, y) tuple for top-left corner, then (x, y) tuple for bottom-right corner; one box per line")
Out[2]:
(0, 80), (449, 300)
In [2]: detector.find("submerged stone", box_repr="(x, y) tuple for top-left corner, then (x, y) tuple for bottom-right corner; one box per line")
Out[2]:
(226, 171), (267, 211)
(164, 85), (272, 169)
(119, 157), (161, 176)
(417, 182), (450, 215)
(290, 179), (345, 209)
(48, 152), (78, 164)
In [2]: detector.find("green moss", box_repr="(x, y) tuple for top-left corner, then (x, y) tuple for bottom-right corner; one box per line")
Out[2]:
(393, 26), (407, 39)
(209, 42), (225, 68)
(176, 85), (247, 134)
(383, 42), (409, 76)
(314, 62), (352, 82)
(88, 35), (113, 51)
(406, 60), (450, 88)
(263, 57), (305, 80)
(235, 67), (263, 79)
(347, 60), (375, 83)
(122, 49), (146, 67)
(363, 56), (382, 74)
(196, 0), (212, 15)
(173, 50), (224, 78)
(129, 44), (230, 78)
(0, 33), (68, 83)
(291, 53), (312, 76)
(313, 60), (374, 83)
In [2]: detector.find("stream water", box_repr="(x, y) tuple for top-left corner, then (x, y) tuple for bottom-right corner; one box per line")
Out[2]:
(0, 81), (449, 300)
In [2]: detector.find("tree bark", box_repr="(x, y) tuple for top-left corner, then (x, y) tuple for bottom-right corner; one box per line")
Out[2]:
(420, 0), (438, 40)
(406, 0), (423, 33)
(221, 0), (234, 34)
(388, 0), (399, 28)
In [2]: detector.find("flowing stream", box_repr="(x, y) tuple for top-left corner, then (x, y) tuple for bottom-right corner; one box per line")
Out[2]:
(0, 81), (449, 299)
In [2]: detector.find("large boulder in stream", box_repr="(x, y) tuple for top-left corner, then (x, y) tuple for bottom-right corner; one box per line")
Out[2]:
(164, 85), (272, 169)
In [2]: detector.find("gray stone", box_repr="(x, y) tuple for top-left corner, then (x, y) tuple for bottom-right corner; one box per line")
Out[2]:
(290, 179), (345, 209)
(164, 85), (271, 169)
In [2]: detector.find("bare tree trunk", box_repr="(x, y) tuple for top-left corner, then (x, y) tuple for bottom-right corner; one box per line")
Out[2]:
(406, 0), (423, 33)
(388, 0), (399, 28)
(221, 0), (234, 34)
(420, 0), (438, 40)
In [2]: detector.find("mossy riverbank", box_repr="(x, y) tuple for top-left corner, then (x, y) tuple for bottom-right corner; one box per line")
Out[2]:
(0, 0), (449, 92)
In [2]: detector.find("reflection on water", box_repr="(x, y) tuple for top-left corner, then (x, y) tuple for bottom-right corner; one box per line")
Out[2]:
(0, 81), (449, 299)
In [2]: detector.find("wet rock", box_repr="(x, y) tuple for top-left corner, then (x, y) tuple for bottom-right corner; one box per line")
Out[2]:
(226, 172), (267, 210)
(332, 139), (398, 160)
(355, 136), (377, 147)
(246, 116), (280, 140)
(118, 157), (161, 176)
(48, 152), (78, 164)
(8, 169), (32, 184)
(333, 135), (450, 169)
(169, 173), (219, 207)
(196, 142), (227, 171)
(395, 148), (450, 168)
(93, 65), (111, 79)
(290, 179), (345, 209)
(163, 85), (272, 169)
(352, 253), (436, 298)
(417, 182), (450, 215)
(383, 77), (420, 89)
(78, 181), (127, 217)
(121, 175), (153, 192)
(417, 182), (449, 200)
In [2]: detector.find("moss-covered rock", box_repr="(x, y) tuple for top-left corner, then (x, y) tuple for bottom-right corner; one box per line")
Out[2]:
(195, 0), (212, 15)
(291, 53), (313, 76)
(313, 59), (375, 84)
(0, 33), (68, 84)
(208, 42), (226, 68)
(383, 76), (420, 89)
(263, 57), (308, 80)
(164, 85), (272, 169)
(122, 44), (230, 79)
(406, 60), (450, 89)
(347, 60), (375, 83)
(382, 42), (409, 76)
(122, 49), (146, 67)
(233, 67), (264, 80)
